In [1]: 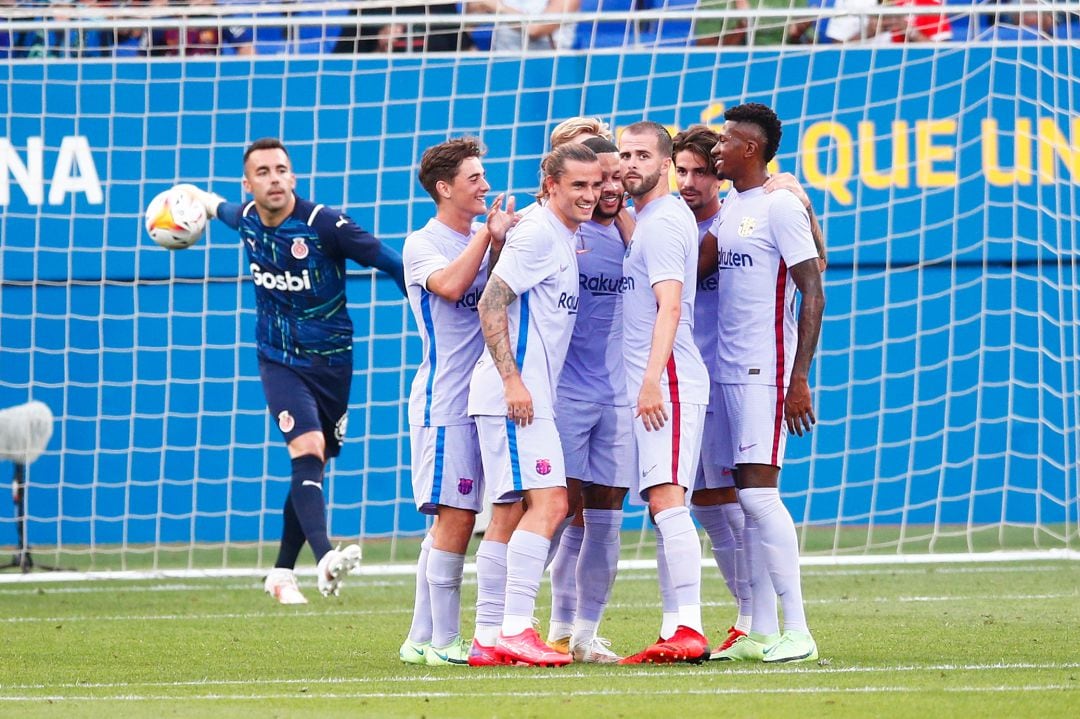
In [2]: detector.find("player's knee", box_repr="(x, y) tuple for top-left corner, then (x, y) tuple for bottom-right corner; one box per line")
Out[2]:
(584, 485), (627, 510)
(287, 431), (325, 462)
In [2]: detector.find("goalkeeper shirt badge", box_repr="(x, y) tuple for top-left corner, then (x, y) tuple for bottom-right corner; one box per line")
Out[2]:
(738, 216), (756, 237)
(291, 238), (309, 259)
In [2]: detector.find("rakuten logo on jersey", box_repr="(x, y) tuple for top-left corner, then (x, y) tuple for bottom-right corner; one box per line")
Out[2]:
(456, 286), (482, 311)
(250, 263), (313, 292)
(718, 247), (754, 269)
(558, 292), (579, 314)
(579, 273), (634, 296)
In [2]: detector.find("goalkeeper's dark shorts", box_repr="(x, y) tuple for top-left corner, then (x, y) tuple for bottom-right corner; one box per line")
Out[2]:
(258, 356), (352, 458)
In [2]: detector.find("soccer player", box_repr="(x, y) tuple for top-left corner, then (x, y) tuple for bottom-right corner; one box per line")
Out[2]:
(179, 138), (405, 604)
(617, 121), (711, 664)
(397, 138), (516, 665)
(670, 124), (754, 657)
(545, 136), (633, 664)
(707, 103), (825, 663)
(467, 142), (601, 667)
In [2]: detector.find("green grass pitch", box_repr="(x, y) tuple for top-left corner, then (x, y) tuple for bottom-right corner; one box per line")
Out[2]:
(1, 559), (1078, 717)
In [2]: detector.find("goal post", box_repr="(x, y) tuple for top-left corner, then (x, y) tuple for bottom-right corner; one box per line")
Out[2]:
(0, 3), (1078, 576)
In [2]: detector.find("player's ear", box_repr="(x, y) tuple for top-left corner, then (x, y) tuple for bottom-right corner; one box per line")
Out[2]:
(241, 175), (252, 194)
(435, 179), (452, 201)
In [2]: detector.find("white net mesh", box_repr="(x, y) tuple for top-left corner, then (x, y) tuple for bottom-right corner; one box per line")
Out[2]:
(0, 3), (1077, 575)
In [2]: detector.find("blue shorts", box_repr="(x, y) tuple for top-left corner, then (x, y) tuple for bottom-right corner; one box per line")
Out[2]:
(258, 356), (352, 458)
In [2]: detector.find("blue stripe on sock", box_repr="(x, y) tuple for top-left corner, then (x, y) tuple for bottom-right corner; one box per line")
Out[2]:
(432, 425), (446, 504)
(420, 290), (437, 426)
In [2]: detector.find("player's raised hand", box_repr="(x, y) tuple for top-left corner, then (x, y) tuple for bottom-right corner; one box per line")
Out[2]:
(504, 374), (534, 428)
(486, 193), (518, 245)
(784, 376), (816, 437)
(174, 183), (224, 219)
(635, 378), (667, 432)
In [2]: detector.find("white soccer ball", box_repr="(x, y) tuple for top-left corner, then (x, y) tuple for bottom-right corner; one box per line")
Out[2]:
(145, 186), (207, 250)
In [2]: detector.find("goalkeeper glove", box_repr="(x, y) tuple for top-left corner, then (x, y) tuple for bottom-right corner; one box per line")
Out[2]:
(175, 183), (224, 219)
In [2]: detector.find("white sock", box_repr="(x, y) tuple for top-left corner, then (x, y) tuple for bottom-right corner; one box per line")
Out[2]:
(547, 524), (584, 637)
(406, 533), (433, 644)
(473, 539), (507, 646)
(502, 529), (550, 636)
(742, 512), (779, 637)
(571, 618), (599, 648)
(576, 508), (622, 624)
(655, 529), (680, 640)
(720, 501), (753, 629)
(426, 548), (466, 648)
(739, 487), (807, 633)
(654, 506), (703, 635)
(691, 503), (739, 605)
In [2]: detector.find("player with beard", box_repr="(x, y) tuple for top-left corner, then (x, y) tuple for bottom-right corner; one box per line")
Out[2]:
(616, 121), (711, 664)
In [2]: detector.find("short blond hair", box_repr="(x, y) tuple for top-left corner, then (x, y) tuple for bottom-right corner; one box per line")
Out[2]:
(549, 117), (613, 149)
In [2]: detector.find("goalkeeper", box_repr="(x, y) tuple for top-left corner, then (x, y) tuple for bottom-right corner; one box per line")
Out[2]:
(181, 138), (406, 604)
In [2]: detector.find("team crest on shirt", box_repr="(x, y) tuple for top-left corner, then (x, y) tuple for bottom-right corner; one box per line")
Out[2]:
(737, 216), (756, 237)
(535, 459), (552, 476)
(291, 238), (309, 260)
(334, 414), (348, 442)
(458, 477), (474, 495)
(277, 410), (295, 433)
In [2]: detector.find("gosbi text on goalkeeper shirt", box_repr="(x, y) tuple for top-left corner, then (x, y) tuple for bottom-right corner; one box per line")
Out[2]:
(709, 186), (817, 387)
(621, 193), (709, 405)
(467, 204), (580, 420)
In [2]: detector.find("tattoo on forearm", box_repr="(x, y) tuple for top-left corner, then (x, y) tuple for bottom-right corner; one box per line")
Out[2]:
(477, 275), (520, 380)
(790, 260), (825, 377)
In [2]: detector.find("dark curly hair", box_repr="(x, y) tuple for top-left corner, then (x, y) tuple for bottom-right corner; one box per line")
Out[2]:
(724, 103), (782, 163)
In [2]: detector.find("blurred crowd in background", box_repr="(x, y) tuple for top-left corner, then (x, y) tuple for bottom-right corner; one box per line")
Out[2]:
(0, 0), (1077, 59)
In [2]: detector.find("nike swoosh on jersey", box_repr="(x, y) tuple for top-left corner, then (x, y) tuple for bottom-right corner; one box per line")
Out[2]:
(738, 443), (757, 452)
(641, 463), (658, 477)
(301, 480), (323, 489)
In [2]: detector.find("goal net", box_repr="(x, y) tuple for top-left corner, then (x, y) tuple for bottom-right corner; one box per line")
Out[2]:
(0, 2), (1077, 575)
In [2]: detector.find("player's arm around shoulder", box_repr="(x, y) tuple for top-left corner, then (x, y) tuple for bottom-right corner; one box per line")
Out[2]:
(764, 174), (827, 271)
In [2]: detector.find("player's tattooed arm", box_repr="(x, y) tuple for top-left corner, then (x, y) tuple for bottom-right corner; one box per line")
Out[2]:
(478, 274), (534, 426)
(806, 204), (827, 271)
(785, 257), (825, 437)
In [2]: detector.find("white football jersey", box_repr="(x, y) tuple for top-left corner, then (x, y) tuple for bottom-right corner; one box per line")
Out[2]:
(558, 219), (630, 407)
(709, 186), (817, 386)
(621, 194), (709, 405)
(403, 218), (487, 426)
(692, 212), (721, 382)
(468, 205), (580, 419)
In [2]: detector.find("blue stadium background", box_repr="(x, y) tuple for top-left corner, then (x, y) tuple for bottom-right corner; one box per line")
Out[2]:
(1, 46), (1078, 548)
